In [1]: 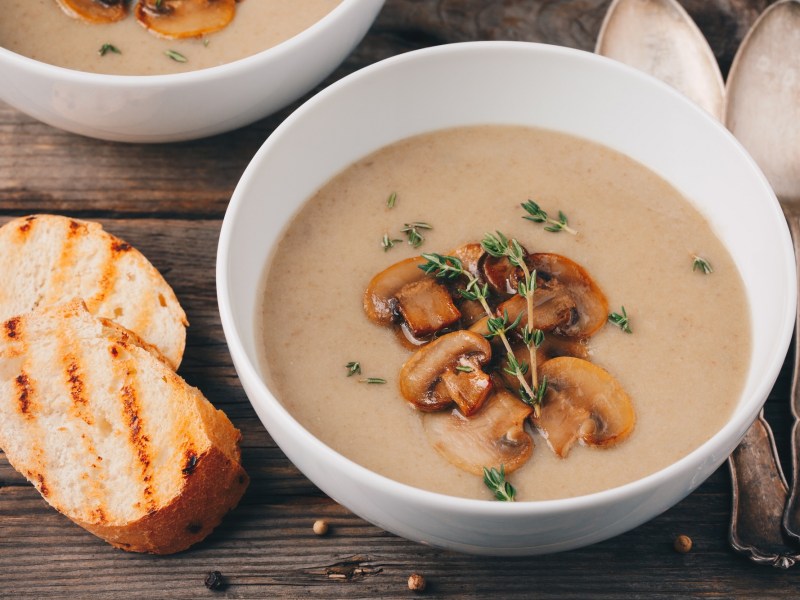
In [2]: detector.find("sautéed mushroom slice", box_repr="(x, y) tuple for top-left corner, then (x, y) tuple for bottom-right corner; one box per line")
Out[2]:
(136, 0), (237, 39)
(424, 390), (533, 475)
(364, 256), (461, 339)
(528, 253), (609, 337)
(533, 357), (635, 458)
(55, 0), (128, 23)
(497, 337), (588, 390)
(399, 331), (492, 415)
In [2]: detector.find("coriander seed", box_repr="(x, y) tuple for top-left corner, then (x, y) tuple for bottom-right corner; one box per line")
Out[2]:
(674, 534), (693, 553)
(313, 519), (329, 536)
(408, 573), (426, 592)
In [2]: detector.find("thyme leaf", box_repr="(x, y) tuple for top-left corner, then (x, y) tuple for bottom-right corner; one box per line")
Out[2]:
(387, 192), (397, 209)
(608, 306), (632, 333)
(402, 222), (432, 248)
(483, 465), (516, 501)
(345, 362), (361, 377)
(455, 364), (474, 373)
(692, 254), (713, 274)
(360, 377), (387, 385)
(165, 49), (188, 63)
(381, 233), (402, 252)
(99, 43), (121, 56)
(521, 200), (577, 234)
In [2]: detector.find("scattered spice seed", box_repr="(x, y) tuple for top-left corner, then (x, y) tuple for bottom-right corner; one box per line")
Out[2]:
(204, 571), (226, 591)
(165, 49), (188, 63)
(313, 519), (329, 536)
(407, 573), (426, 592)
(674, 534), (693, 553)
(98, 43), (121, 56)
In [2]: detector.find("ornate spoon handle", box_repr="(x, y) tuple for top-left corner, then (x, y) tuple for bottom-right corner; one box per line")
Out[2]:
(782, 210), (800, 541)
(729, 412), (800, 568)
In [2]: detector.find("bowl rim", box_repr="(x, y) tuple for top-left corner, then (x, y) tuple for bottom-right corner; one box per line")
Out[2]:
(218, 40), (796, 516)
(0, 0), (369, 84)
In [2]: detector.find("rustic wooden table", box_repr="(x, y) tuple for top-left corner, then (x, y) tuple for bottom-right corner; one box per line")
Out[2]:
(1, 0), (798, 597)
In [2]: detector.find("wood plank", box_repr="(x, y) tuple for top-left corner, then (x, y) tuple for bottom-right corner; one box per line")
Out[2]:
(0, 1), (796, 597)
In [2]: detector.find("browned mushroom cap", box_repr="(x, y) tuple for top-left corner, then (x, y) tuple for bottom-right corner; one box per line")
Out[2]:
(483, 250), (528, 297)
(399, 330), (492, 415)
(528, 253), (609, 337)
(423, 390), (533, 475)
(449, 243), (484, 280)
(55, 0), (128, 23)
(135, 0), (236, 39)
(533, 357), (635, 458)
(497, 284), (577, 336)
(364, 257), (427, 325)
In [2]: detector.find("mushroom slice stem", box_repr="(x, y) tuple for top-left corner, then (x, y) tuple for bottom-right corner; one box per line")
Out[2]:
(423, 390), (534, 475)
(533, 357), (635, 458)
(528, 253), (609, 338)
(135, 0), (236, 39)
(440, 356), (493, 416)
(363, 257), (426, 326)
(55, 0), (128, 23)
(395, 278), (461, 338)
(399, 331), (492, 413)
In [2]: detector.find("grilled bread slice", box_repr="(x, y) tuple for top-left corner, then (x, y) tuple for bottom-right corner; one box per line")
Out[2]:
(0, 215), (187, 369)
(0, 300), (248, 554)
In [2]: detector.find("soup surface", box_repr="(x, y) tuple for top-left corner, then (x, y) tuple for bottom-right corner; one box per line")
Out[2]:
(259, 126), (750, 501)
(0, 0), (341, 75)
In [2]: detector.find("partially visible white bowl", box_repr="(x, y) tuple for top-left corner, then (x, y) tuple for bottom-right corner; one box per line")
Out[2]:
(217, 42), (796, 555)
(0, 0), (384, 142)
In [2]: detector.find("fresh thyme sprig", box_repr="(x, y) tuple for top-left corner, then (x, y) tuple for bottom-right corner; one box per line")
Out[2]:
(483, 465), (516, 501)
(99, 43), (121, 57)
(346, 362), (385, 383)
(692, 254), (713, 274)
(480, 232), (544, 415)
(521, 200), (577, 235)
(608, 306), (632, 333)
(420, 235), (546, 416)
(402, 222), (432, 248)
(381, 233), (402, 252)
(387, 192), (397, 209)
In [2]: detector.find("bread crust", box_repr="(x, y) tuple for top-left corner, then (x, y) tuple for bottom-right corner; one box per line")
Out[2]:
(76, 446), (249, 554)
(0, 301), (247, 554)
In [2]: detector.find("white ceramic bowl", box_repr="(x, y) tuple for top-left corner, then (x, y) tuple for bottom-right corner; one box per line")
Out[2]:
(0, 0), (384, 143)
(217, 42), (796, 555)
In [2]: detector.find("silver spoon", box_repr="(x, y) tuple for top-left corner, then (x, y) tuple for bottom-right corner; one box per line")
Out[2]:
(726, 0), (800, 548)
(595, 0), (725, 119)
(597, 0), (800, 567)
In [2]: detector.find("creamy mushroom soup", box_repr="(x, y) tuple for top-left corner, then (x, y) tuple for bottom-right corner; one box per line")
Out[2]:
(259, 125), (750, 501)
(0, 0), (341, 75)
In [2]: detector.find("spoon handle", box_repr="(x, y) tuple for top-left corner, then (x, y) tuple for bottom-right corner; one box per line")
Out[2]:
(729, 412), (800, 568)
(781, 209), (800, 541)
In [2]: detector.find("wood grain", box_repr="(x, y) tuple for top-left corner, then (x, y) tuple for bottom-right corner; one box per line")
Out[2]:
(1, 1), (796, 598)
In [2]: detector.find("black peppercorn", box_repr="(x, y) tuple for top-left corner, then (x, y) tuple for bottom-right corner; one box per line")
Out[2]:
(204, 571), (226, 591)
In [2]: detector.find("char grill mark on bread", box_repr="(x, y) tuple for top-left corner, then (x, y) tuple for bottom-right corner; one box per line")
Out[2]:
(0, 301), (248, 554)
(0, 215), (187, 369)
